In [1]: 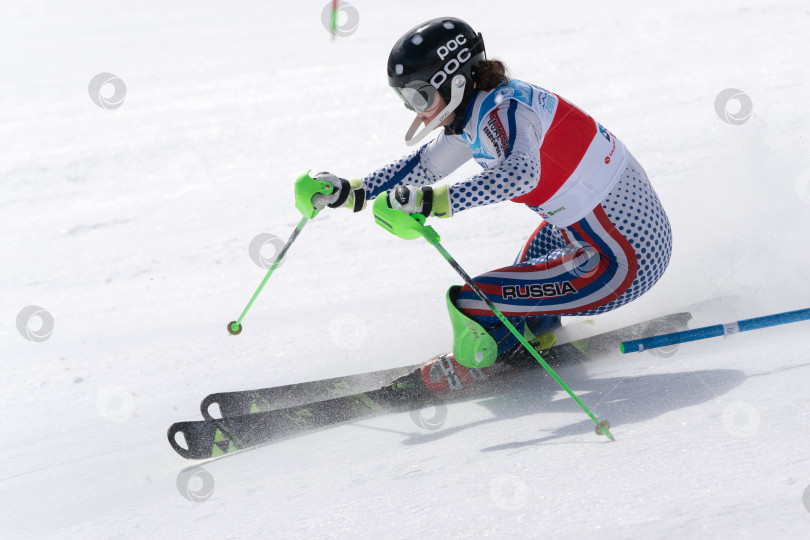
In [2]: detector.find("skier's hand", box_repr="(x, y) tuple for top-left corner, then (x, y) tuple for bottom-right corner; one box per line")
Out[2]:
(388, 185), (451, 218)
(310, 172), (366, 213)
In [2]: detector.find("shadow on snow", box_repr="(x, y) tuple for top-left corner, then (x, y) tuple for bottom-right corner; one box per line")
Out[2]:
(398, 362), (746, 449)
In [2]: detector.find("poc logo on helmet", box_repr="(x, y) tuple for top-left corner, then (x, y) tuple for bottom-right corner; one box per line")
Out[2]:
(431, 34), (471, 88)
(437, 34), (466, 60)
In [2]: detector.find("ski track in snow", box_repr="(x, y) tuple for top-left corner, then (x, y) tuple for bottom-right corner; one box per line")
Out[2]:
(2, 0), (810, 537)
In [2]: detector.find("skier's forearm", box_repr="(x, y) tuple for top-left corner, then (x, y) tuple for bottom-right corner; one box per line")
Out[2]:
(448, 152), (540, 214)
(361, 145), (440, 201)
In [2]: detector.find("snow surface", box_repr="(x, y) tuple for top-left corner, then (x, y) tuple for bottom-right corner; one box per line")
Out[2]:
(2, 0), (810, 537)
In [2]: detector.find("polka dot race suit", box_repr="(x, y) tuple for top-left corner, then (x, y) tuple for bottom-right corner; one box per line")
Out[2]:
(361, 80), (672, 352)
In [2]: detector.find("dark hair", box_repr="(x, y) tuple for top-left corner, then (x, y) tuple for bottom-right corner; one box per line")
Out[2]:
(473, 59), (509, 91)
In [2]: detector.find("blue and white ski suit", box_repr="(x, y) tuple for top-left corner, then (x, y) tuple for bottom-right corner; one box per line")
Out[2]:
(361, 80), (672, 351)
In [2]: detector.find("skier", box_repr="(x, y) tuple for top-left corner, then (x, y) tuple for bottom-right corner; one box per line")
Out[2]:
(296, 17), (672, 377)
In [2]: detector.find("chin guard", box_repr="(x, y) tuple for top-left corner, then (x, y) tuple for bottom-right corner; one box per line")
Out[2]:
(404, 75), (466, 146)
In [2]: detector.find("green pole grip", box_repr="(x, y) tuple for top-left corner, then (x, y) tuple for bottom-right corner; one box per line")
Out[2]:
(371, 192), (440, 244)
(294, 170), (334, 219)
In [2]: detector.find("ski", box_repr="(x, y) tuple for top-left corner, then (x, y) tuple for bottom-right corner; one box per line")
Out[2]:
(168, 312), (691, 459)
(201, 311), (691, 419)
(170, 353), (558, 460)
(200, 364), (421, 420)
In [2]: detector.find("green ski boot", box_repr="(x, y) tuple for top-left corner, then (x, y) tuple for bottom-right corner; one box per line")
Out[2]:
(445, 286), (499, 369)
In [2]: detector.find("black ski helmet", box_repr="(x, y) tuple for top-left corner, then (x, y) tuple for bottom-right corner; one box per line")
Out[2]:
(387, 17), (486, 135)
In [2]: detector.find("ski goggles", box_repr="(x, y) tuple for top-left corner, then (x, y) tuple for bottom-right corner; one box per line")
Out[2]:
(393, 83), (439, 113)
(401, 74), (466, 147)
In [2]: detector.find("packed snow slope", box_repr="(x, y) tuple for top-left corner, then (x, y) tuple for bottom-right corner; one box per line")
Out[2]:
(2, 0), (810, 537)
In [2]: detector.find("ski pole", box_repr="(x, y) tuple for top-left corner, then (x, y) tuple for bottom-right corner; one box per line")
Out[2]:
(430, 240), (614, 440)
(620, 307), (810, 354)
(373, 196), (614, 440)
(227, 216), (309, 335)
(227, 172), (334, 336)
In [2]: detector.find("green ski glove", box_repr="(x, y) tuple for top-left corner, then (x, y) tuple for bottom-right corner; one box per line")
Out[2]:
(372, 190), (440, 243)
(294, 171), (366, 219)
(388, 185), (451, 218)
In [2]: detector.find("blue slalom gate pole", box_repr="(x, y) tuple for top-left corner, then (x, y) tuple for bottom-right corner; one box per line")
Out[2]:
(620, 307), (810, 353)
